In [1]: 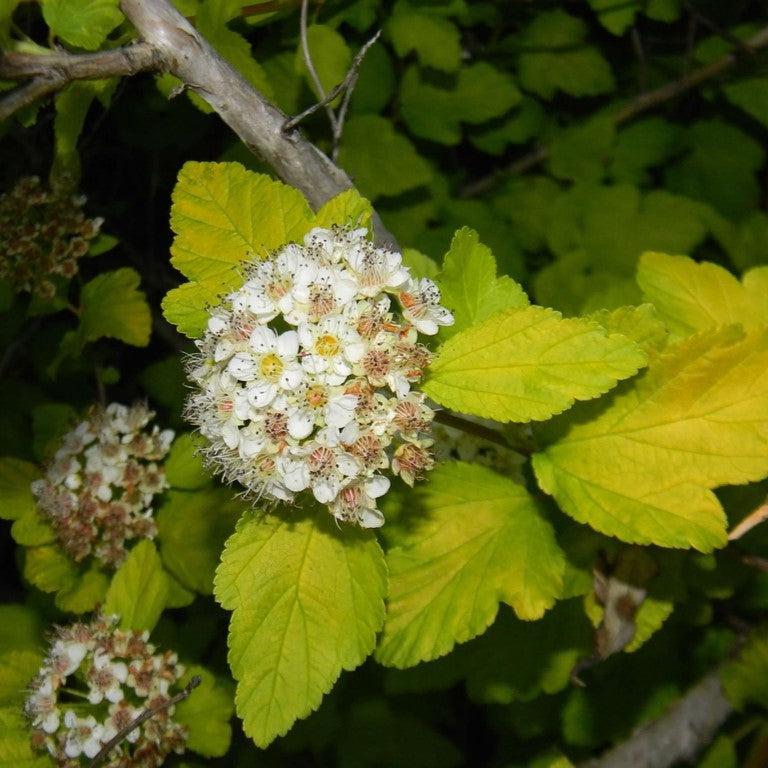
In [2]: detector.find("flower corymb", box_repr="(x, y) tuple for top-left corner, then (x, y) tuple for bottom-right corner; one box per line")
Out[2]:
(24, 614), (187, 767)
(185, 226), (454, 527)
(31, 403), (175, 567)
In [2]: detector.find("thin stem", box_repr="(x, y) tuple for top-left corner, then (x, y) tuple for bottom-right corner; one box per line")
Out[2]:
(298, 0), (337, 132)
(88, 675), (201, 767)
(433, 410), (512, 451)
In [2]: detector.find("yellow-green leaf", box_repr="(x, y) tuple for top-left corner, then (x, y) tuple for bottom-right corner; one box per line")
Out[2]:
(166, 162), (315, 336)
(0, 707), (50, 767)
(79, 267), (151, 347)
(23, 545), (77, 594)
(637, 252), (768, 337)
(175, 666), (234, 757)
(0, 650), (43, 707)
(533, 326), (768, 552)
(0, 457), (38, 521)
(42, 0), (123, 50)
(437, 227), (528, 339)
(103, 540), (169, 631)
(165, 433), (210, 490)
(376, 462), (565, 668)
(424, 306), (646, 422)
(313, 188), (373, 231)
(213, 509), (386, 747)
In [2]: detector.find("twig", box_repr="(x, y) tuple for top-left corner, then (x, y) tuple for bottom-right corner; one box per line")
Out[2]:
(728, 498), (768, 541)
(577, 672), (732, 768)
(433, 410), (514, 451)
(462, 23), (768, 198)
(284, 3), (381, 163)
(740, 554), (768, 573)
(0, 43), (162, 122)
(88, 675), (201, 767)
(118, 0), (397, 249)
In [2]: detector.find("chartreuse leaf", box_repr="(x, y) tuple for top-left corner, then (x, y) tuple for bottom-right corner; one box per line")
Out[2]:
(55, 564), (109, 614)
(637, 252), (768, 337)
(175, 666), (234, 757)
(313, 188), (373, 231)
(586, 304), (668, 355)
(213, 508), (386, 747)
(587, 0), (638, 35)
(11, 506), (54, 546)
(23, 545), (77, 594)
(339, 115), (433, 200)
(376, 462), (565, 668)
(722, 631), (768, 709)
(436, 227), (528, 339)
(79, 267), (151, 347)
(165, 434), (210, 490)
(424, 306), (646, 422)
(42, 0), (123, 50)
(533, 327), (768, 552)
(517, 10), (614, 99)
(103, 540), (169, 632)
(32, 403), (77, 462)
(0, 457), (38, 520)
(156, 489), (244, 594)
(0, 707), (49, 767)
(166, 161), (314, 337)
(0, 650), (43, 706)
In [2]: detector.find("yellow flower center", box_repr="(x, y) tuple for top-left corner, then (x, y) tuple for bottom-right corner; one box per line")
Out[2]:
(260, 353), (284, 380)
(315, 334), (340, 358)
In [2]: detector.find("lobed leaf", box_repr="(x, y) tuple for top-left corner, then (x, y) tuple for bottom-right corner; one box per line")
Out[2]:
(213, 509), (386, 747)
(103, 540), (169, 632)
(175, 666), (234, 757)
(0, 457), (38, 521)
(376, 462), (565, 668)
(533, 326), (768, 551)
(424, 305), (646, 422)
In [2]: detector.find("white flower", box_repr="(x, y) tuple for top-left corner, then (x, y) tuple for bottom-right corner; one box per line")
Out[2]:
(63, 712), (104, 759)
(184, 226), (453, 527)
(298, 316), (365, 384)
(398, 277), (454, 335)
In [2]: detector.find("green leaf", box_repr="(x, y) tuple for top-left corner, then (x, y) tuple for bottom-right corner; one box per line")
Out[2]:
(42, 0), (123, 50)
(548, 116), (616, 182)
(588, 0), (638, 35)
(195, 0), (272, 102)
(103, 540), (169, 632)
(165, 434), (210, 490)
(32, 403), (77, 461)
(402, 248), (439, 279)
(465, 601), (593, 703)
(296, 24), (351, 105)
(0, 605), (42, 652)
(0, 707), (50, 767)
(175, 666), (234, 757)
(337, 700), (462, 768)
(609, 119), (684, 184)
(722, 632), (768, 709)
(157, 489), (244, 594)
(665, 119), (764, 218)
(436, 227), (528, 339)
(55, 564), (108, 614)
(338, 115), (432, 200)
(424, 306), (646, 422)
(723, 77), (768, 129)
(637, 252), (768, 337)
(0, 650), (43, 706)
(23, 545), (77, 594)
(400, 63), (521, 145)
(517, 11), (615, 99)
(376, 462), (565, 668)
(313, 189), (373, 231)
(0, 457), (38, 521)
(213, 508), (387, 747)
(11, 507), (55, 547)
(699, 736), (738, 768)
(387, 6), (460, 72)
(492, 175), (561, 253)
(166, 161), (314, 336)
(533, 327), (768, 552)
(349, 43), (395, 114)
(469, 97), (546, 156)
(79, 267), (151, 347)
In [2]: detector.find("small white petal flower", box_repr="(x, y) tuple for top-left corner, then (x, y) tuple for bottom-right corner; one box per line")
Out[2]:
(398, 277), (454, 335)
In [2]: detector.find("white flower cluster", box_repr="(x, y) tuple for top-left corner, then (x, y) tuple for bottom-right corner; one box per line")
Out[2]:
(31, 403), (174, 567)
(25, 615), (187, 767)
(186, 226), (454, 527)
